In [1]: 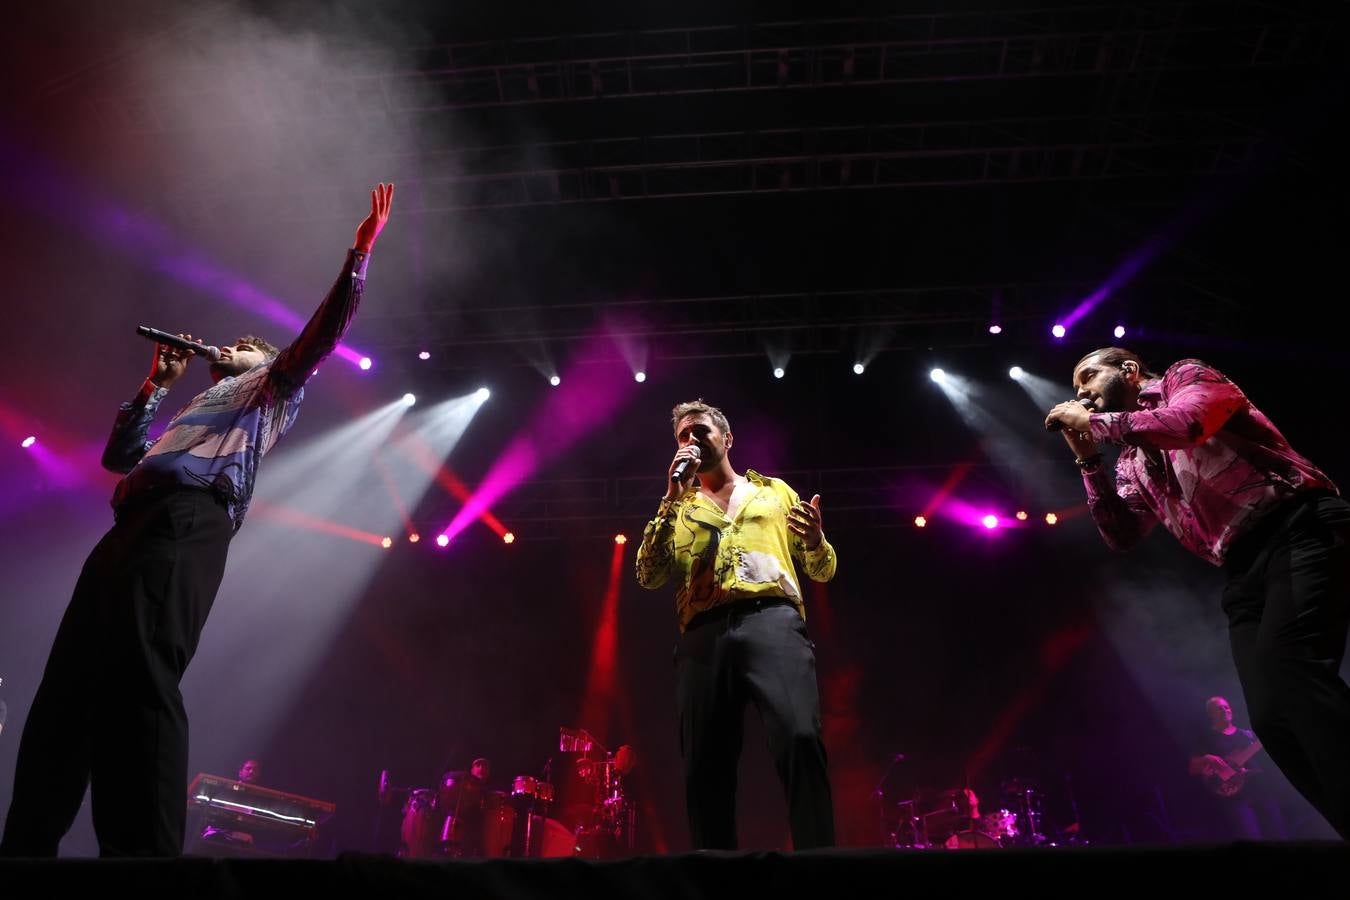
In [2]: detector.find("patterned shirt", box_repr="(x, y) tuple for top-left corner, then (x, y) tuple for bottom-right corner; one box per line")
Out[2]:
(1082, 359), (1338, 565)
(636, 469), (838, 631)
(101, 249), (370, 531)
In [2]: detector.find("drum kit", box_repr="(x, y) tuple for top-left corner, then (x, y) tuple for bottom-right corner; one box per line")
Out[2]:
(385, 725), (636, 860)
(882, 769), (1062, 850)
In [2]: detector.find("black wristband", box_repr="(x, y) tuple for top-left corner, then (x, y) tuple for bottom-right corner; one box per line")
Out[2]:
(1075, 453), (1103, 471)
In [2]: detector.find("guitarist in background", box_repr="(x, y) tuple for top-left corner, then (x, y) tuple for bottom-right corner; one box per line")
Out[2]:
(1190, 696), (1287, 840)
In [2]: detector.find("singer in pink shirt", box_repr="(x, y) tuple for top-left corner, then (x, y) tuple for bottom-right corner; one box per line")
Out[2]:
(1046, 347), (1350, 840)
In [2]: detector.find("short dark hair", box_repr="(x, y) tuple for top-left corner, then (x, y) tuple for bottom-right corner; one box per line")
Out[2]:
(236, 335), (281, 361)
(1073, 347), (1160, 384)
(671, 399), (730, 435)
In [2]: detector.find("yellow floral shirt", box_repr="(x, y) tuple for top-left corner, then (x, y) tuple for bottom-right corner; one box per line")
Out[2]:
(636, 470), (837, 631)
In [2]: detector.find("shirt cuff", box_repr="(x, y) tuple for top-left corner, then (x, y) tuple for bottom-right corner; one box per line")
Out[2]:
(802, 538), (834, 568)
(1081, 463), (1113, 501)
(137, 379), (170, 403)
(349, 249), (370, 280)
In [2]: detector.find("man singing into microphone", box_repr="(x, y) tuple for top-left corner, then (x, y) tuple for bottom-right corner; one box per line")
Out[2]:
(1045, 348), (1350, 839)
(636, 400), (838, 850)
(1, 184), (394, 857)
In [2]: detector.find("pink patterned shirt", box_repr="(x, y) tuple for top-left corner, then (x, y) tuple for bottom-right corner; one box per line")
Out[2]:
(1082, 360), (1338, 566)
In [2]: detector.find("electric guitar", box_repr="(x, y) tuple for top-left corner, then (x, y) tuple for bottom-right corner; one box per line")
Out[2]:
(1201, 738), (1263, 798)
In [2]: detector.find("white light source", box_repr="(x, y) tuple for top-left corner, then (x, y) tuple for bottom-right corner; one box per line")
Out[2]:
(418, 351), (431, 360)
(1113, 324), (1126, 339)
(401, 393), (416, 406)
(773, 367), (785, 379)
(1009, 366), (1024, 380)
(634, 371), (647, 383)
(929, 368), (945, 382)
(549, 375), (561, 387)
(988, 324), (1003, 335)
(475, 387), (491, 401)
(1051, 324), (1066, 339)
(359, 357), (373, 370)
(852, 363), (865, 375)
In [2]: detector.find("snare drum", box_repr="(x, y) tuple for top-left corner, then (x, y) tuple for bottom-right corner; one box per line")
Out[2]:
(945, 829), (1000, 849)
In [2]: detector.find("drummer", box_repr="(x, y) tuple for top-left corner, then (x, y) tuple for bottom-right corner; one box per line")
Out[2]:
(439, 757), (494, 856)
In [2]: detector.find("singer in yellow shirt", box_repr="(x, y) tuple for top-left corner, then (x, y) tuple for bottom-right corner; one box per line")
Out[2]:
(635, 399), (837, 851)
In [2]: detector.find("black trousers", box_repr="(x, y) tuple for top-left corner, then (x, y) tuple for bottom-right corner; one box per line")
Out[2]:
(1223, 491), (1350, 840)
(1, 489), (233, 857)
(675, 598), (835, 850)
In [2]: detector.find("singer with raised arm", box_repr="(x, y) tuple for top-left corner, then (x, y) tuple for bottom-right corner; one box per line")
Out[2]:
(0, 184), (394, 858)
(1044, 347), (1350, 840)
(635, 400), (838, 850)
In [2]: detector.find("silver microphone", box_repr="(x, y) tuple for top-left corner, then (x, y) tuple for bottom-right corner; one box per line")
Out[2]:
(670, 445), (701, 483)
(136, 325), (221, 362)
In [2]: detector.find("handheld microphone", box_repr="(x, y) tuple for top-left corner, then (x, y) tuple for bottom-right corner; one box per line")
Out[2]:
(670, 445), (701, 484)
(1046, 398), (1095, 431)
(136, 325), (221, 362)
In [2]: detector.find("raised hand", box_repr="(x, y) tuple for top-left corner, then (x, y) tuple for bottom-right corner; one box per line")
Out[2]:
(354, 182), (395, 254)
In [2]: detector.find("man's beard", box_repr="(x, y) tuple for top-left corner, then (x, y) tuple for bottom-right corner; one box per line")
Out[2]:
(1098, 372), (1134, 412)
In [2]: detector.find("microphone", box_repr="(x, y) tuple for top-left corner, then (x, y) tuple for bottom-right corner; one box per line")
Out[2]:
(1046, 398), (1095, 431)
(670, 445), (701, 484)
(136, 325), (221, 362)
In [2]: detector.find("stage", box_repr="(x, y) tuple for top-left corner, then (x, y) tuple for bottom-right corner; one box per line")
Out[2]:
(2, 844), (1347, 897)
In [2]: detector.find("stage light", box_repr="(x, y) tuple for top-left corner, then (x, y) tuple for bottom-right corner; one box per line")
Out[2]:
(929, 368), (945, 382)
(1113, 325), (1126, 339)
(634, 371), (647, 383)
(418, 351), (431, 360)
(21, 436), (36, 449)
(409, 533), (420, 543)
(402, 393), (416, 406)
(1051, 324), (1066, 339)
(1045, 513), (1059, 525)
(1009, 366), (1024, 380)
(550, 375), (561, 387)
(1016, 511), (1028, 521)
(503, 532), (516, 544)
(982, 515), (999, 530)
(436, 534), (450, 547)
(359, 357), (373, 370)
(853, 363), (865, 375)
(475, 388), (491, 401)
(988, 324), (1003, 335)
(773, 367), (785, 379)
(381, 537), (393, 549)
(914, 516), (927, 528)
(614, 534), (628, 545)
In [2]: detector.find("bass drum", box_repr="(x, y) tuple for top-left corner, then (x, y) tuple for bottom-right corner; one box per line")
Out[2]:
(536, 816), (578, 857)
